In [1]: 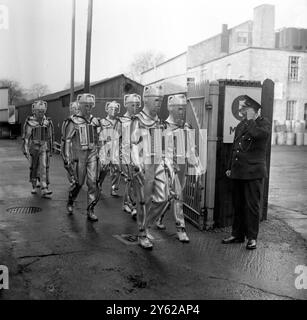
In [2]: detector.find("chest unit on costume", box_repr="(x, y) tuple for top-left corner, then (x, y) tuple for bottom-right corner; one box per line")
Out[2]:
(99, 117), (122, 164)
(26, 116), (53, 145)
(164, 122), (189, 166)
(32, 126), (49, 142)
(131, 111), (166, 161)
(71, 115), (100, 150)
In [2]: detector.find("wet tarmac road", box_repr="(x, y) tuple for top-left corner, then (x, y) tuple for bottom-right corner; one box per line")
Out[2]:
(0, 139), (306, 300)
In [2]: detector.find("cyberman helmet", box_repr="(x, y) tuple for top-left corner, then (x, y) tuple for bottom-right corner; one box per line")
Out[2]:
(105, 101), (120, 113)
(32, 100), (48, 114)
(143, 85), (164, 99)
(167, 94), (187, 107)
(124, 94), (141, 108)
(77, 93), (95, 108)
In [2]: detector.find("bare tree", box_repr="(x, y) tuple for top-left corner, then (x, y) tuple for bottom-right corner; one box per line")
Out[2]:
(63, 81), (83, 90)
(27, 83), (50, 100)
(0, 79), (26, 104)
(126, 50), (166, 82)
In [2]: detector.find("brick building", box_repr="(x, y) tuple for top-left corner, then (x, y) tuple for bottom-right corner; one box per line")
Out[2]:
(141, 4), (307, 124)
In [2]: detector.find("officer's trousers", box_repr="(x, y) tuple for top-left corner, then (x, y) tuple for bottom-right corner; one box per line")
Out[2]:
(231, 178), (264, 240)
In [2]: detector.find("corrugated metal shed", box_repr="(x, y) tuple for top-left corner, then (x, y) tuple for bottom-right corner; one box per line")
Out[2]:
(16, 74), (144, 142)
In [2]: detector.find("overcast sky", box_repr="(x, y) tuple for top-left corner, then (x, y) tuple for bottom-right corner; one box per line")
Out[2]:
(1, 0), (307, 92)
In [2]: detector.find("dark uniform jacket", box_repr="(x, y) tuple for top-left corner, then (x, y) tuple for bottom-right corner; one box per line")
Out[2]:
(228, 116), (271, 180)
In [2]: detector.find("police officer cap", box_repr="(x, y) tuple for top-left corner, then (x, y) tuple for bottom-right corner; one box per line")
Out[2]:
(168, 94), (187, 107)
(242, 95), (261, 111)
(124, 94), (141, 107)
(105, 100), (120, 113)
(143, 85), (163, 99)
(32, 100), (47, 113)
(77, 93), (95, 108)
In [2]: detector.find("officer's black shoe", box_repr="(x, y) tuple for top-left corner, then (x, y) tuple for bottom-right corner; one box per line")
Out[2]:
(222, 236), (245, 244)
(246, 239), (257, 250)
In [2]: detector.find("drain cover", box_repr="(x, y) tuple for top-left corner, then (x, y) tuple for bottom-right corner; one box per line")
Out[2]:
(6, 207), (42, 214)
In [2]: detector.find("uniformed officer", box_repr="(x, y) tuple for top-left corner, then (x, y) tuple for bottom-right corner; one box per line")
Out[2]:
(222, 95), (271, 250)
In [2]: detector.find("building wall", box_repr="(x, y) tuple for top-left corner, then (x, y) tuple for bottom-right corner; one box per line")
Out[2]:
(228, 21), (253, 54)
(141, 53), (187, 86)
(188, 48), (307, 122)
(249, 48), (307, 121)
(187, 49), (251, 83)
(187, 34), (226, 69)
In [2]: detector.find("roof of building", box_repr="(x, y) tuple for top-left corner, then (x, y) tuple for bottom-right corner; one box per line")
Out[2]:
(16, 74), (142, 107)
(187, 46), (307, 70)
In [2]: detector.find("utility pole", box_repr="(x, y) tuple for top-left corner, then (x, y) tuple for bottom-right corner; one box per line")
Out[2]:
(70, 0), (76, 103)
(84, 0), (93, 93)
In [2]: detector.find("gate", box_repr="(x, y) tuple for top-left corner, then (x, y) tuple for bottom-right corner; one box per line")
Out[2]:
(182, 81), (219, 230)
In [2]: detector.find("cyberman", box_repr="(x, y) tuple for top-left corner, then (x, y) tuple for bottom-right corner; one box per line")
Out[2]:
(98, 101), (122, 197)
(61, 93), (100, 222)
(154, 94), (203, 243)
(61, 101), (79, 185)
(22, 100), (54, 198)
(130, 85), (167, 250)
(120, 94), (142, 219)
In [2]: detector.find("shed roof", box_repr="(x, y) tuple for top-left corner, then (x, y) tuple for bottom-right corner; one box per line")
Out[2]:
(16, 74), (142, 107)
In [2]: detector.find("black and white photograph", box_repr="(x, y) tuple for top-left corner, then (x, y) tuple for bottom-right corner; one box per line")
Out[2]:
(0, 0), (306, 307)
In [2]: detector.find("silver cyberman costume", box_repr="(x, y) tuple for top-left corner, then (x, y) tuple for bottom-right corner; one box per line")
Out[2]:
(61, 93), (100, 222)
(130, 85), (168, 250)
(120, 93), (142, 219)
(61, 101), (80, 185)
(155, 94), (203, 243)
(98, 101), (122, 197)
(22, 100), (54, 198)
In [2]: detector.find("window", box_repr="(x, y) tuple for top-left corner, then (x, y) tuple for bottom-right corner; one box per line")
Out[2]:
(286, 101), (296, 120)
(304, 103), (307, 121)
(288, 56), (300, 81)
(237, 32), (248, 44)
